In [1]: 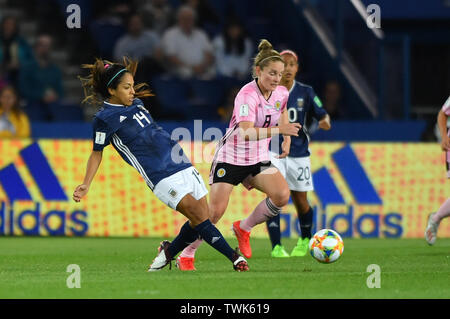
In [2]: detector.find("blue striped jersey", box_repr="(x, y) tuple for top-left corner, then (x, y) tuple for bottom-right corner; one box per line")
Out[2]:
(92, 98), (192, 189)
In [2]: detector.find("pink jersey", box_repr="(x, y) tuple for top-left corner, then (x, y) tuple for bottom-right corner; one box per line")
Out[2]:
(443, 95), (450, 116)
(214, 80), (288, 166)
(442, 95), (450, 178)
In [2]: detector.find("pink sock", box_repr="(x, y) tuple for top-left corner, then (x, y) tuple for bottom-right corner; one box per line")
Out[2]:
(433, 198), (450, 224)
(179, 238), (203, 258)
(240, 198), (281, 232)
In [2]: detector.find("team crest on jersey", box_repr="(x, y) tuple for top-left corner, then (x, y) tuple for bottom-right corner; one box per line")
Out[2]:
(168, 188), (177, 197)
(297, 98), (304, 108)
(275, 101), (281, 111)
(217, 168), (226, 178)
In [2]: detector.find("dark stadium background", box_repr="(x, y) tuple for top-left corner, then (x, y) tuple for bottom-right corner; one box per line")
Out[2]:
(1, 0), (449, 140)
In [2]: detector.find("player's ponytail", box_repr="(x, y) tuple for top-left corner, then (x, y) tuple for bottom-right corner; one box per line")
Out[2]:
(79, 57), (153, 105)
(252, 39), (284, 78)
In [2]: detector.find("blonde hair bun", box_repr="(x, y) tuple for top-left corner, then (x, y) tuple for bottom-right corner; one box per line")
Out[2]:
(258, 39), (273, 52)
(251, 39), (283, 79)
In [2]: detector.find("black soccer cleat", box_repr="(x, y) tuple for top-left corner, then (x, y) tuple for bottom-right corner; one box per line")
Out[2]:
(148, 240), (173, 272)
(232, 248), (249, 272)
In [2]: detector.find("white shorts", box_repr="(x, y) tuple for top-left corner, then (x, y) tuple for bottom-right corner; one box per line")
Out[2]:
(270, 152), (314, 192)
(153, 166), (208, 210)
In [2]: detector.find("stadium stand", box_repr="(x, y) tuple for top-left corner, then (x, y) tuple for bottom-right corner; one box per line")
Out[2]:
(0, 0), (449, 141)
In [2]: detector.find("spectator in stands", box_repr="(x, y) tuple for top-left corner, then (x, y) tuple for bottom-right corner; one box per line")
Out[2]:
(114, 13), (165, 82)
(182, 0), (221, 36)
(0, 16), (34, 88)
(322, 80), (345, 119)
(19, 34), (64, 121)
(213, 18), (253, 81)
(113, 14), (161, 62)
(160, 5), (215, 79)
(0, 85), (30, 138)
(140, 0), (174, 36)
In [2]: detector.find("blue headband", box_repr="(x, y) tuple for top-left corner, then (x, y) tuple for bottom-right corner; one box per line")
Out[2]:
(107, 68), (127, 87)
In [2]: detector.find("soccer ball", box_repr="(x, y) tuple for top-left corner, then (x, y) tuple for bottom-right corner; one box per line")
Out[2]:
(309, 229), (344, 263)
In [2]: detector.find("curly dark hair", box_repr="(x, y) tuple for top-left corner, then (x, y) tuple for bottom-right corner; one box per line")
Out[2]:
(79, 56), (153, 105)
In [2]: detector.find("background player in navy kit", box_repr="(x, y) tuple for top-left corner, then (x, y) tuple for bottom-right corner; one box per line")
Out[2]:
(73, 57), (248, 272)
(267, 50), (331, 257)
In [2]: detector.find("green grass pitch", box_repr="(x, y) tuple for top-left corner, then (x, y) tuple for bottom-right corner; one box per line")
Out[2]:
(0, 237), (448, 299)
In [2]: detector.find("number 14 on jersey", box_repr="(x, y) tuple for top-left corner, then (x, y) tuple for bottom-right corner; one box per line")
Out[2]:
(133, 111), (151, 127)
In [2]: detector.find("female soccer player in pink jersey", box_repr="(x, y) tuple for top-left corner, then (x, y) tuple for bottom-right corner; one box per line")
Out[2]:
(176, 39), (301, 270)
(425, 95), (450, 245)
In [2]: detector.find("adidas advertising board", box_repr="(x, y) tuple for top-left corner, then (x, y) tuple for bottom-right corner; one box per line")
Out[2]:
(0, 142), (88, 235)
(0, 140), (448, 238)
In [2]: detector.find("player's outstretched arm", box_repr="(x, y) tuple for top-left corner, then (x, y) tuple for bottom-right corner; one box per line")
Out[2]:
(278, 109), (292, 158)
(73, 150), (103, 202)
(437, 110), (450, 151)
(238, 121), (300, 141)
(318, 114), (331, 130)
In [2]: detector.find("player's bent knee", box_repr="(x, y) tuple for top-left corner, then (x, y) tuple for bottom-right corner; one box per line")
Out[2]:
(271, 189), (290, 207)
(209, 205), (226, 224)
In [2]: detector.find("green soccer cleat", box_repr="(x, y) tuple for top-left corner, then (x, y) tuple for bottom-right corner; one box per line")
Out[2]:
(290, 238), (310, 257)
(271, 244), (290, 258)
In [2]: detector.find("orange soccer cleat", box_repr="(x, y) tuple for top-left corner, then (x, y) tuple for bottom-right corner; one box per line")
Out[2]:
(175, 256), (196, 271)
(232, 221), (252, 259)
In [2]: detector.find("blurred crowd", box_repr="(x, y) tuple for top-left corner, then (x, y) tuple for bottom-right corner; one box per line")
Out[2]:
(0, 0), (352, 139)
(0, 11), (68, 137)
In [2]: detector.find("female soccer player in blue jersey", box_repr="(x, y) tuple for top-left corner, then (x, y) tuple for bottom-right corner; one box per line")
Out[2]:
(267, 49), (331, 257)
(72, 57), (248, 272)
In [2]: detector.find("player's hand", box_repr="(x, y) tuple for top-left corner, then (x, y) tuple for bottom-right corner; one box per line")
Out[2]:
(279, 123), (301, 136)
(318, 115), (331, 130)
(277, 138), (291, 159)
(73, 184), (89, 202)
(441, 135), (450, 151)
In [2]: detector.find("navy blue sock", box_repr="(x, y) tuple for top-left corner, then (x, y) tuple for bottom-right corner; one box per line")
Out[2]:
(266, 214), (281, 249)
(195, 219), (235, 261)
(168, 221), (199, 258)
(299, 207), (313, 239)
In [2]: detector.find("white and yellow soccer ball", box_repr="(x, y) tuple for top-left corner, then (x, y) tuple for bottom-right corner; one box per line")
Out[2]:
(309, 229), (344, 263)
